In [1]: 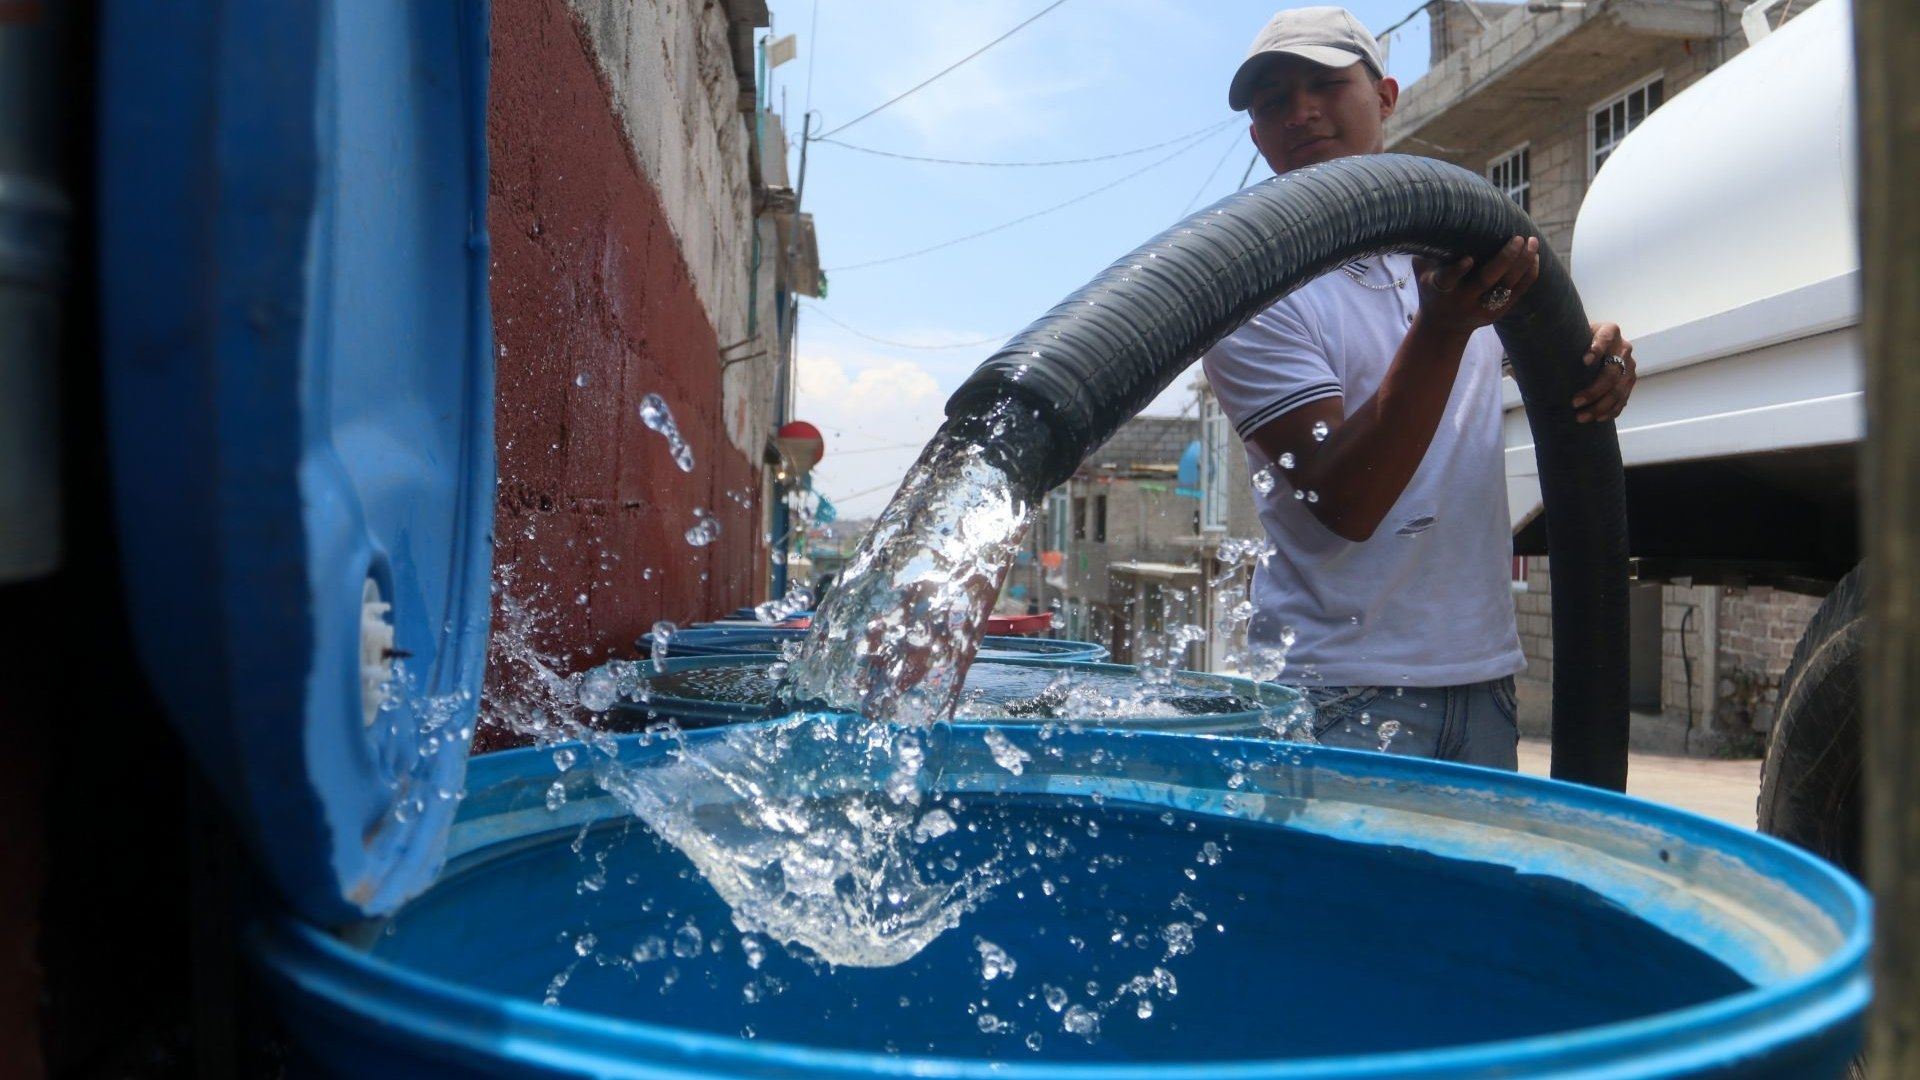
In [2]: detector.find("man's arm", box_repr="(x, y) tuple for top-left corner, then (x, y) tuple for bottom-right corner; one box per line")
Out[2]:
(1247, 236), (1539, 542)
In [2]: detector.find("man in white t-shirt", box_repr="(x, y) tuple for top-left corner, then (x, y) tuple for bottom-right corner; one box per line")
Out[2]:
(1203, 7), (1638, 768)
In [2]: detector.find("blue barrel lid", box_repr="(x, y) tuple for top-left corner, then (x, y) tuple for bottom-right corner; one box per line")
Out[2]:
(99, 1), (494, 924)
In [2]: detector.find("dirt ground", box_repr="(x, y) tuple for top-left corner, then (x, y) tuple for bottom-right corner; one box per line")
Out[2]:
(1517, 738), (1762, 829)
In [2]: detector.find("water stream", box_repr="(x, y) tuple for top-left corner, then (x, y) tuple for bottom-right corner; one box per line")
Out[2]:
(777, 402), (1040, 726)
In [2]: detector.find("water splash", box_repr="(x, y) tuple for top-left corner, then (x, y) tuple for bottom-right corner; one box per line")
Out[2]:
(639, 393), (696, 472)
(755, 585), (814, 623)
(593, 714), (1002, 968)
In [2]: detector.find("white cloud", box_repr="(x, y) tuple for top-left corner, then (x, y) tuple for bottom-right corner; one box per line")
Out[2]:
(792, 347), (950, 516)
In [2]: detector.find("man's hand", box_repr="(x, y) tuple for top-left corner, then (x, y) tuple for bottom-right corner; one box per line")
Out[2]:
(1574, 322), (1636, 423)
(1411, 235), (1541, 336)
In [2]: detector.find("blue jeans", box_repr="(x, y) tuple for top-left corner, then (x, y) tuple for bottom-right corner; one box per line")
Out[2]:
(1296, 676), (1520, 770)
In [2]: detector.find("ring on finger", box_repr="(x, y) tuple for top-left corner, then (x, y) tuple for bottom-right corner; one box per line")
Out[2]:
(1481, 285), (1513, 310)
(1603, 353), (1627, 370)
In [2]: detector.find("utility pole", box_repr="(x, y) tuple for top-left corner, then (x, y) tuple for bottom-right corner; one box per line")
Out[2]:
(1859, 0), (1920, 1074)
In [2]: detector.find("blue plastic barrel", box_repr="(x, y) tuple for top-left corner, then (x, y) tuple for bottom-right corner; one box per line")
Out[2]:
(252, 723), (1869, 1077)
(604, 655), (1297, 734)
(646, 626), (1109, 664)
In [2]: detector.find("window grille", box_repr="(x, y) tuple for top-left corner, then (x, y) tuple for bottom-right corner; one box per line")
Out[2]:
(1592, 76), (1665, 177)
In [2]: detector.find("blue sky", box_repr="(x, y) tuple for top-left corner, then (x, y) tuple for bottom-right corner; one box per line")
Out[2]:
(764, 1), (1439, 517)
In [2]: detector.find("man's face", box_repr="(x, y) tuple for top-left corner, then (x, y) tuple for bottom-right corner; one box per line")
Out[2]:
(1244, 56), (1399, 175)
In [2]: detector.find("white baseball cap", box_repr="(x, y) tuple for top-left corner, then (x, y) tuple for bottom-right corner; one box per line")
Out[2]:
(1228, 6), (1386, 111)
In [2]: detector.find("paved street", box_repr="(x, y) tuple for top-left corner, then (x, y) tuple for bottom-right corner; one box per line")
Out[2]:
(1517, 738), (1763, 830)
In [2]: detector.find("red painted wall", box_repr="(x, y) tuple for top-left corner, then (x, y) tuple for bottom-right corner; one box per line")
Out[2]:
(486, 0), (764, 711)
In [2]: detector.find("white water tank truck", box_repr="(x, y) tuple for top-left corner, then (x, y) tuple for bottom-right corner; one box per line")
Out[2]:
(1503, 0), (1864, 872)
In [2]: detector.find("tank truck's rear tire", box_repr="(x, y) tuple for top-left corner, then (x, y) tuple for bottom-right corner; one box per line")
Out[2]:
(1756, 564), (1865, 879)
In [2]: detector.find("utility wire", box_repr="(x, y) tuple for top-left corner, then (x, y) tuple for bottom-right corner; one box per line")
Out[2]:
(823, 475), (914, 506)
(803, 303), (1011, 351)
(817, 118), (1237, 168)
(824, 124), (1225, 272)
(816, 0), (1072, 139)
(1237, 150), (1263, 188)
(802, 0), (822, 121)
(1178, 126), (1251, 216)
(829, 442), (928, 456)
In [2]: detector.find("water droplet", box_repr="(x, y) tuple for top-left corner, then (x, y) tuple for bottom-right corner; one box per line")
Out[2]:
(975, 938), (1017, 981)
(1311, 420), (1330, 442)
(1136, 999), (1154, 1019)
(577, 669), (618, 712)
(651, 621), (675, 671)
(638, 393), (696, 471)
(573, 373), (590, 388)
(1278, 452), (1296, 469)
(544, 781), (567, 811)
(672, 923), (704, 959)
(552, 747), (579, 771)
(913, 809), (956, 842)
(1251, 467), (1276, 495)
(1305, 490), (1320, 503)
(1063, 1005), (1100, 1040)
(685, 509), (722, 547)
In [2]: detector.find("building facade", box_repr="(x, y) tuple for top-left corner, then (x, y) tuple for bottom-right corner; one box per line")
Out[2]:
(487, 0), (820, 710)
(1026, 416), (1205, 664)
(1389, 0), (1823, 752)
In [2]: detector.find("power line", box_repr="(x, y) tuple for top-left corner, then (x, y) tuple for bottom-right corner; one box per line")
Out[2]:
(802, 303), (1011, 351)
(823, 124), (1225, 273)
(1236, 150), (1263, 189)
(1177, 126), (1250, 216)
(816, 0), (1072, 139)
(802, 0), (822, 122)
(821, 475), (912, 507)
(830, 442), (927, 456)
(817, 119), (1237, 168)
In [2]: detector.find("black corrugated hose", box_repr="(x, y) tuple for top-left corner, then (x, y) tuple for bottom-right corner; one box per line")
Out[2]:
(943, 154), (1630, 790)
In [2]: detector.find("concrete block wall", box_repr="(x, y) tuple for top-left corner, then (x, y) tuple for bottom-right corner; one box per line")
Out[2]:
(1659, 584), (1717, 734)
(1716, 586), (1824, 734)
(1512, 557), (1826, 755)
(567, 0), (766, 458)
(486, 0), (767, 734)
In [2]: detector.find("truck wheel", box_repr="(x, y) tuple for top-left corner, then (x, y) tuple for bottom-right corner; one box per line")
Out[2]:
(1756, 564), (1864, 877)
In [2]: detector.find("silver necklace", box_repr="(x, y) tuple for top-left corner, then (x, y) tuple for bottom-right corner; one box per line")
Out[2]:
(1339, 260), (1407, 291)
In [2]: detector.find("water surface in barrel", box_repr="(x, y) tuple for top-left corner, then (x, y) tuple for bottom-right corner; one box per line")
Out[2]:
(382, 754), (1751, 1058)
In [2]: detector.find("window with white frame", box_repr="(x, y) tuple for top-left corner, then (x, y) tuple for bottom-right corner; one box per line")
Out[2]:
(1591, 76), (1665, 177)
(1199, 399), (1232, 531)
(1488, 144), (1530, 213)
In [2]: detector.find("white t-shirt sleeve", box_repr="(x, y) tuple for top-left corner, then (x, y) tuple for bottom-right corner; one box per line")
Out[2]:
(1201, 299), (1345, 440)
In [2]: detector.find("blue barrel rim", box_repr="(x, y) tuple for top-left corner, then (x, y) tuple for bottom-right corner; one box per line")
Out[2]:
(253, 725), (1871, 1078)
(649, 626), (1110, 663)
(611, 654), (1300, 731)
